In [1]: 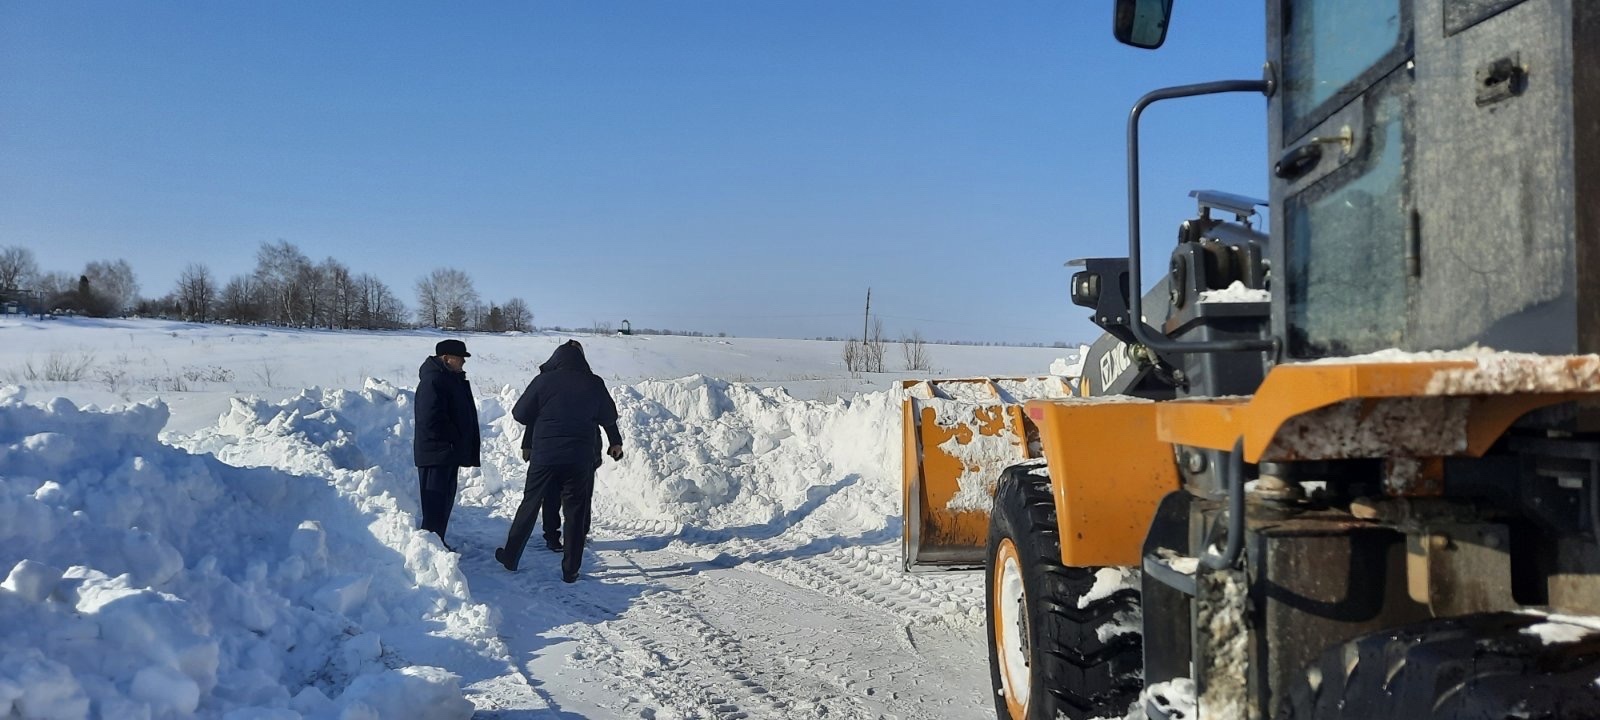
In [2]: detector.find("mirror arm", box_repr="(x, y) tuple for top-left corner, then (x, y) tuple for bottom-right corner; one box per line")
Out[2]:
(1125, 79), (1276, 355)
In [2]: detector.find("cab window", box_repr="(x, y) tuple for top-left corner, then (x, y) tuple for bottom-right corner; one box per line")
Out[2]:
(1282, 0), (1404, 136)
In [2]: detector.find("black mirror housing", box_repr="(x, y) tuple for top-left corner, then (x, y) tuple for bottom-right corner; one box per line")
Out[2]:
(1114, 0), (1174, 49)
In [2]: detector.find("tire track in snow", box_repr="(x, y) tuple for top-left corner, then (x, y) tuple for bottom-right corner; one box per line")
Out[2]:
(767, 545), (984, 625)
(462, 532), (860, 719)
(614, 530), (985, 718)
(583, 599), (769, 719)
(595, 518), (984, 627)
(465, 518), (990, 718)
(591, 569), (876, 719)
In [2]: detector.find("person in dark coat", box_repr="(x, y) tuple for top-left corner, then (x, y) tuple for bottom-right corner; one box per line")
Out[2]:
(413, 338), (482, 550)
(519, 427), (566, 552)
(496, 340), (623, 582)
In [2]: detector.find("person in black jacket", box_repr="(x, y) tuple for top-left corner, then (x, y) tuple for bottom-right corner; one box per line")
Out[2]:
(413, 338), (481, 550)
(496, 340), (623, 582)
(518, 427), (566, 552)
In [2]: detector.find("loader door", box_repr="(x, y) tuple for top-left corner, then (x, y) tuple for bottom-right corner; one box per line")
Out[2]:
(1269, 0), (1414, 359)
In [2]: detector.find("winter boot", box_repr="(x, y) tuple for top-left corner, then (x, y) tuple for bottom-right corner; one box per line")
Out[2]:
(494, 547), (518, 572)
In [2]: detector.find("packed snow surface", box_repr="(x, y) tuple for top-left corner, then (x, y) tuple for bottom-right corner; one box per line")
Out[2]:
(0, 317), (1074, 719)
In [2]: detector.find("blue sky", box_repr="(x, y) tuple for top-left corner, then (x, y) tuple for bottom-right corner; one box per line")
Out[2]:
(0, 1), (1265, 344)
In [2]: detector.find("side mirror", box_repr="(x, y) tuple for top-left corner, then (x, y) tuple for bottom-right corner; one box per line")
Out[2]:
(1113, 0), (1173, 49)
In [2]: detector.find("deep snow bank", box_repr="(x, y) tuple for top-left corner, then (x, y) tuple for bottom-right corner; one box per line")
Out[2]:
(596, 375), (902, 534)
(189, 374), (906, 550)
(1, 371), (911, 718)
(0, 385), (476, 720)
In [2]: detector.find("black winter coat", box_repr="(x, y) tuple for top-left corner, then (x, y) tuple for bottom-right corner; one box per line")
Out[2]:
(414, 356), (482, 467)
(514, 342), (622, 466)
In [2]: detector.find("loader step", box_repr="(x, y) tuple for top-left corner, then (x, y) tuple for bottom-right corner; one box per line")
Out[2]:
(1142, 552), (1197, 597)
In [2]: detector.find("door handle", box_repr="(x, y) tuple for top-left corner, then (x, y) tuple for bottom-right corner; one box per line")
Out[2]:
(1275, 126), (1354, 182)
(1274, 143), (1323, 180)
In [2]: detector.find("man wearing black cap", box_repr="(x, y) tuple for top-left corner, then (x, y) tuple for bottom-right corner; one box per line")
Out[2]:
(414, 338), (481, 550)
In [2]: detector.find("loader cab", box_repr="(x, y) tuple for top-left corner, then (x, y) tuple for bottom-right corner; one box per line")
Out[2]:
(1267, 0), (1600, 360)
(1118, 0), (1600, 363)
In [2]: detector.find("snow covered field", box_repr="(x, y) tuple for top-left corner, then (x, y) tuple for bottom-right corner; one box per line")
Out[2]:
(0, 317), (1076, 719)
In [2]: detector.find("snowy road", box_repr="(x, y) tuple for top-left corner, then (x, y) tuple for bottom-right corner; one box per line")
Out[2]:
(1, 321), (1075, 718)
(452, 512), (993, 720)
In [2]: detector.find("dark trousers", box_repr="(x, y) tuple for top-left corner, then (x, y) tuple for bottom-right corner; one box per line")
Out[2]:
(539, 475), (564, 542)
(504, 463), (595, 577)
(417, 465), (460, 541)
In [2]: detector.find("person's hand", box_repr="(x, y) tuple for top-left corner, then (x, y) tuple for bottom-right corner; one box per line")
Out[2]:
(520, 448), (530, 462)
(607, 444), (624, 461)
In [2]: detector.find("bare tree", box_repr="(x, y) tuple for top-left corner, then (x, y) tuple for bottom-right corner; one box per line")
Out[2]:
(253, 240), (313, 325)
(502, 297), (533, 332)
(414, 275), (442, 327)
(295, 262), (328, 328)
(174, 263), (217, 322)
(416, 267), (477, 328)
(83, 259), (139, 316)
(0, 246), (38, 292)
(843, 339), (865, 373)
(437, 269), (478, 327)
(901, 330), (932, 371)
(320, 258), (355, 329)
(866, 317), (887, 372)
(219, 275), (262, 323)
(33, 271), (75, 309)
(591, 320), (614, 335)
(357, 273), (405, 329)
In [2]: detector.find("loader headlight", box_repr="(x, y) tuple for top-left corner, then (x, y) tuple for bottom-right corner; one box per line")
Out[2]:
(1071, 271), (1101, 308)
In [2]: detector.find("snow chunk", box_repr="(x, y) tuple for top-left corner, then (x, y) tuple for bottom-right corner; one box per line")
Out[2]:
(1199, 281), (1269, 304)
(2, 560), (63, 603)
(1144, 678), (1197, 720)
(1522, 622), (1596, 646)
(1154, 549), (1198, 576)
(1050, 345), (1089, 379)
(1518, 611), (1600, 645)
(131, 664), (201, 715)
(0, 649), (90, 720)
(333, 666), (474, 719)
(311, 575), (372, 616)
(1079, 567), (1138, 609)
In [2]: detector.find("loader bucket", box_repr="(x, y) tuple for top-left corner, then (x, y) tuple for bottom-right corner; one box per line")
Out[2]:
(901, 377), (1075, 571)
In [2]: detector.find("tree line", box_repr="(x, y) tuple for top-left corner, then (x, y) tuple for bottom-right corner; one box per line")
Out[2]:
(0, 241), (533, 332)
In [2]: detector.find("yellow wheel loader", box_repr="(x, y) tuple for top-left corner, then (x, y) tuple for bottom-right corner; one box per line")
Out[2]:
(901, 1), (1600, 717)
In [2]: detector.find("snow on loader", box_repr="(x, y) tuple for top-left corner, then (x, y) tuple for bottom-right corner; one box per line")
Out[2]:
(901, 1), (1600, 718)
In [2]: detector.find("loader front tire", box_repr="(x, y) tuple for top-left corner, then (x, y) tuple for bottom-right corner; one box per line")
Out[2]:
(985, 464), (1142, 720)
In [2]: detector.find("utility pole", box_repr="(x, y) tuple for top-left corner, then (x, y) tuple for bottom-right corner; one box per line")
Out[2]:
(862, 288), (871, 344)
